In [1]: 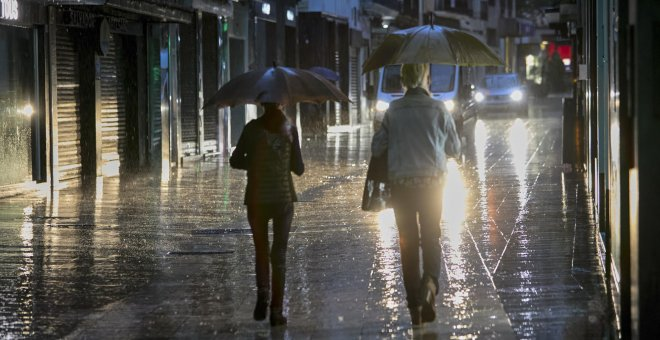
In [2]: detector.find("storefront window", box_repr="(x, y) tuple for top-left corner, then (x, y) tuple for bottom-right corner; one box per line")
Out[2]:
(0, 25), (35, 186)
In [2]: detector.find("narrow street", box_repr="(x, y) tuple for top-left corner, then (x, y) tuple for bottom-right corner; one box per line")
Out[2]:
(0, 97), (610, 339)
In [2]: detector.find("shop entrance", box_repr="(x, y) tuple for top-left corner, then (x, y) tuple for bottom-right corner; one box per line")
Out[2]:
(0, 25), (40, 186)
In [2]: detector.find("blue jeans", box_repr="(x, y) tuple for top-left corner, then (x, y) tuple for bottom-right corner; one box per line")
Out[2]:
(247, 202), (294, 308)
(391, 184), (443, 308)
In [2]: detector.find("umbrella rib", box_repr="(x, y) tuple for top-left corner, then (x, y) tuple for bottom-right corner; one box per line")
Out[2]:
(280, 68), (293, 106)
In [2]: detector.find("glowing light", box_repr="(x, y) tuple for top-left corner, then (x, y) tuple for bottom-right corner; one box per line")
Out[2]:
(261, 3), (271, 15)
(525, 54), (535, 65)
(610, 121), (620, 159)
(562, 58), (571, 66)
(0, 0), (18, 20)
(375, 100), (389, 112)
(508, 119), (529, 206)
(21, 104), (34, 117)
(442, 159), (467, 229)
(286, 9), (294, 21)
(21, 221), (33, 243)
(443, 100), (456, 112)
(377, 209), (397, 248)
(474, 119), (488, 182)
(102, 160), (120, 177)
(510, 90), (523, 102)
(474, 91), (485, 102)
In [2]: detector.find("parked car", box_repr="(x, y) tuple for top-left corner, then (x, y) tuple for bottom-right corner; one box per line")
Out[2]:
(371, 64), (478, 143)
(473, 73), (528, 116)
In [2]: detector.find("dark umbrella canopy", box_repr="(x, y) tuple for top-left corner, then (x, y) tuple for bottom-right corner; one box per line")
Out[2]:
(203, 66), (350, 109)
(362, 24), (503, 73)
(308, 66), (340, 82)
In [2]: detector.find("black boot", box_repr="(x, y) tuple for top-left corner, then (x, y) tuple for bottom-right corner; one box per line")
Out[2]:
(420, 275), (437, 323)
(269, 307), (287, 326)
(409, 306), (423, 326)
(253, 292), (269, 321)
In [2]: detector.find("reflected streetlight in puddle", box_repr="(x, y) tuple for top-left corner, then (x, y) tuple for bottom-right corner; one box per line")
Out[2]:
(21, 206), (34, 244)
(508, 119), (529, 207)
(377, 209), (397, 248)
(443, 159), (467, 243)
(474, 119), (490, 224)
(474, 119), (488, 182)
(376, 210), (404, 310)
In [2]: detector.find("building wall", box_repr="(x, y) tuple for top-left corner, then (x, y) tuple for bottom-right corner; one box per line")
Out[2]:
(303, 0), (363, 30)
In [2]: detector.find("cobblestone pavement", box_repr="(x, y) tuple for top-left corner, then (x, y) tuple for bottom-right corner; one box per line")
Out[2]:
(0, 98), (611, 339)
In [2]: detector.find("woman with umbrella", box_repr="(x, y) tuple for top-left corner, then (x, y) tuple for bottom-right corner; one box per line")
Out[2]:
(208, 65), (349, 326)
(371, 63), (461, 326)
(230, 102), (304, 326)
(364, 23), (501, 327)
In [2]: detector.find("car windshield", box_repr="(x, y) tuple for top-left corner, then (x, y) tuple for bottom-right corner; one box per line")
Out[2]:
(482, 75), (519, 89)
(381, 64), (456, 93)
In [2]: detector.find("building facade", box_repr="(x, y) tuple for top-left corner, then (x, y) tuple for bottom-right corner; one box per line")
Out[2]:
(297, 0), (370, 134)
(567, 0), (660, 337)
(0, 0), (47, 191)
(0, 0), (234, 193)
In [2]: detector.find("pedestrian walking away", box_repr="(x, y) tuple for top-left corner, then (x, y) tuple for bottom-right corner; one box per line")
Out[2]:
(371, 63), (461, 327)
(230, 102), (305, 327)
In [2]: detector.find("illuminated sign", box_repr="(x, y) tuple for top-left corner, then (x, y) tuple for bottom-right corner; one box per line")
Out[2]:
(0, 0), (18, 20)
(261, 3), (270, 15)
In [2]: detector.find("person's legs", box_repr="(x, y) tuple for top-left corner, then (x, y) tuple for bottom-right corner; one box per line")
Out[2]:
(392, 187), (422, 313)
(247, 204), (271, 320)
(418, 184), (444, 322)
(269, 202), (294, 326)
(418, 185), (443, 287)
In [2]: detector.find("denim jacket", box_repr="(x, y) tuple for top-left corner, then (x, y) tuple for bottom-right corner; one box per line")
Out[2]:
(371, 87), (461, 181)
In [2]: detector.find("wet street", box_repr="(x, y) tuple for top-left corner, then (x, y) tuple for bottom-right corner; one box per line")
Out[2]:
(0, 97), (610, 339)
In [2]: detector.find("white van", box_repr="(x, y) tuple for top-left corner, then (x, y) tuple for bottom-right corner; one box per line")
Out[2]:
(371, 64), (478, 143)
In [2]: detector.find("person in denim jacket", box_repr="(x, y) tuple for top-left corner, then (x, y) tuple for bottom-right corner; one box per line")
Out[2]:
(371, 63), (461, 326)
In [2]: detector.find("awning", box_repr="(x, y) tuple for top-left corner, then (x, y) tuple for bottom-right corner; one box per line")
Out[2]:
(45, 0), (232, 23)
(44, 0), (107, 4)
(192, 0), (232, 17)
(106, 0), (193, 23)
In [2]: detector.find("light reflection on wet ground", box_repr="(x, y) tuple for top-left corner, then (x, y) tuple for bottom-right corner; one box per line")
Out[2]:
(0, 98), (610, 338)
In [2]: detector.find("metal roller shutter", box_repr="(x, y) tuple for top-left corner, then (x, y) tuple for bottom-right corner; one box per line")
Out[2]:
(56, 27), (82, 183)
(179, 23), (198, 155)
(202, 13), (218, 153)
(147, 34), (162, 165)
(349, 49), (360, 124)
(100, 34), (127, 175)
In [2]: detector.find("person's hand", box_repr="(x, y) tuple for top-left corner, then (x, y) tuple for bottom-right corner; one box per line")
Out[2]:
(454, 153), (464, 166)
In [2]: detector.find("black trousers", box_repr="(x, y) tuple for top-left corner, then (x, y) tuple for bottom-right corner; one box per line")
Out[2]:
(247, 202), (294, 308)
(391, 184), (443, 308)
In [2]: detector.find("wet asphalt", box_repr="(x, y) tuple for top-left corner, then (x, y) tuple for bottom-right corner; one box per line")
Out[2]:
(0, 97), (611, 339)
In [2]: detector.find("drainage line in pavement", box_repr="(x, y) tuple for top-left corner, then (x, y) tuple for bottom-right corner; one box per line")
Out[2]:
(166, 250), (234, 256)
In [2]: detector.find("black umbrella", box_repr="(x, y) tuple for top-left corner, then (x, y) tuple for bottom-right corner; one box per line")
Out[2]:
(308, 66), (340, 82)
(363, 24), (503, 73)
(203, 66), (350, 108)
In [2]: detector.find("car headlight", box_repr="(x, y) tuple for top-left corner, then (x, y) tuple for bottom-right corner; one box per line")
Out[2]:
(443, 100), (455, 112)
(375, 100), (390, 112)
(474, 91), (485, 103)
(510, 90), (523, 102)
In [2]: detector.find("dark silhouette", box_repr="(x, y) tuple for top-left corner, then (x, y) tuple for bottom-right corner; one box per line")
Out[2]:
(229, 103), (304, 327)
